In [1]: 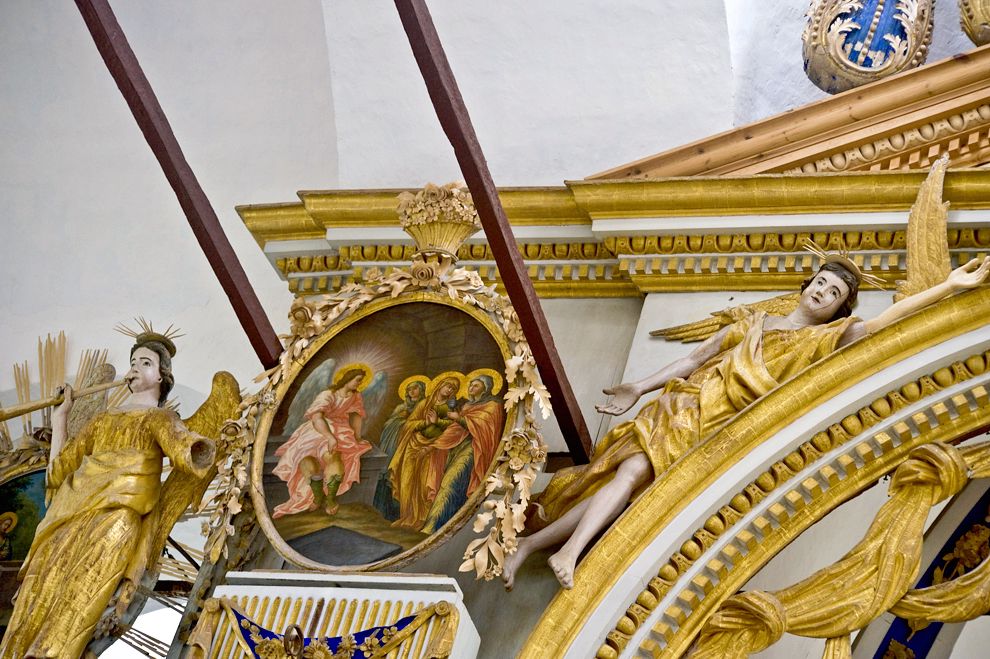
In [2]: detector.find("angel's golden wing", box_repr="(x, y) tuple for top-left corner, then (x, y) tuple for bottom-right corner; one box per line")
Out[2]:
(145, 371), (241, 574)
(649, 292), (801, 342)
(66, 363), (116, 440)
(895, 155), (952, 302)
(182, 371), (241, 439)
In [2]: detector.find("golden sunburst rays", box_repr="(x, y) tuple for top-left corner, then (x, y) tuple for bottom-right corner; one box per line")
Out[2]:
(113, 317), (184, 357)
(802, 239), (886, 289)
(325, 342), (405, 394)
(332, 363), (374, 391)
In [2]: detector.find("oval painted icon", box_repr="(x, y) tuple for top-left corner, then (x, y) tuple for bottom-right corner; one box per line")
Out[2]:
(254, 296), (512, 570)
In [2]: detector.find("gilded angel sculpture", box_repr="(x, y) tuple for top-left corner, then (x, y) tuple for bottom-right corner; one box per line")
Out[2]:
(503, 253), (990, 590)
(0, 324), (240, 658)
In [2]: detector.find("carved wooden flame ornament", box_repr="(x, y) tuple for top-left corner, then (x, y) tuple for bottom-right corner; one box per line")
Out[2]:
(803, 0), (935, 94)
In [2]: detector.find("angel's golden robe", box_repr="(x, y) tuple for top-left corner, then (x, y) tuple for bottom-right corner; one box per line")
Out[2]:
(1, 407), (213, 659)
(531, 311), (857, 528)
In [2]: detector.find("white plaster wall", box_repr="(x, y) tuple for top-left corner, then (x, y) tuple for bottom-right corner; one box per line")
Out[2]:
(321, 0), (734, 187)
(946, 617), (990, 657)
(725, 0), (977, 127)
(0, 0), (337, 412)
(540, 297), (643, 452)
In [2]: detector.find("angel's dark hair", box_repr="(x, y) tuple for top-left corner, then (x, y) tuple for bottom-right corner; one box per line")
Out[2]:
(800, 262), (860, 322)
(331, 368), (366, 391)
(131, 340), (174, 406)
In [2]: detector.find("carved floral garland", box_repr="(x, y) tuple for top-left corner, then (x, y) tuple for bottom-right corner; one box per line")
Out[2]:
(202, 262), (548, 578)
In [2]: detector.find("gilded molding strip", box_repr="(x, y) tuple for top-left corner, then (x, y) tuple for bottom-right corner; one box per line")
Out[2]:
(269, 228), (990, 297)
(239, 174), (990, 298)
(519, 287), (990, 658)
(240, 173), (990, 246)
(604, 357), (990, 658)
(619, 250), (990, 293)
(568, 170), (990, 218)
(783, 103), (990, 175)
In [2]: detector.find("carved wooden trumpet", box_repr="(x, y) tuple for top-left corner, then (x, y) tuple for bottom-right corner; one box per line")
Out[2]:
(0, 379), (127, 423)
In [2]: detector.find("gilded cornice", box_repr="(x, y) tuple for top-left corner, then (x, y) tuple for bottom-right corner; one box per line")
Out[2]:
(588, 44), (990, 179)
(236, 202), (321, 248)
(238, 171), (990, 297)
(297, 187), (585, 228)
(520, 286), (990, 658)
(569, 169), (990, 217)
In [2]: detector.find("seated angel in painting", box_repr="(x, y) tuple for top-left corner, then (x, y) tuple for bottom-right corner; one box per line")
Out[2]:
(502, 255), (990, 590)
(387, 374), (462, 530)
(272, 366), (373, 518)
(374, 376), (428, 521)
(0, 327), (238, 659)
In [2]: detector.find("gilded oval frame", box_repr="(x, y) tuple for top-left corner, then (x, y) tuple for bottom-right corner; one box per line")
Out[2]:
(250, 290), (516, 572)
(0, 447), (48, 627)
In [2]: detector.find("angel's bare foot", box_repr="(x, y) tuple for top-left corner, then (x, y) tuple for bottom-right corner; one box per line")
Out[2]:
(502, 539), (530, 591)
(325, 503), (339, 516)
(548, 549), (577, 590)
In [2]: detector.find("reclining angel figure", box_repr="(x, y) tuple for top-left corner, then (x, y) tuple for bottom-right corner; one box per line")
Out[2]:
(503, 251), (990, 590)
(0, 323), (240, 658)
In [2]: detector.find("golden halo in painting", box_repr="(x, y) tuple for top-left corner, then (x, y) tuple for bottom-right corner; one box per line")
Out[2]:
(396, 374), (430, 401)
(0, 457), (48, 627)
(251, 293), (514, 572)
(466, 368), (503, 395)
(331, 362), (373, 391)
(430, 371), (467, 400)
(0, 511), (17, 533)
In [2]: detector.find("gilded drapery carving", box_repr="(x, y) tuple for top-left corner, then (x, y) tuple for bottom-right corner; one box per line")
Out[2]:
(692, 440), (990, 658)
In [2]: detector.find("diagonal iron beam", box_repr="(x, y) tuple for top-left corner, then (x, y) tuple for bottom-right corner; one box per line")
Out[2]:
(74, 0), (282, 368)
(393, 0), (592, 461)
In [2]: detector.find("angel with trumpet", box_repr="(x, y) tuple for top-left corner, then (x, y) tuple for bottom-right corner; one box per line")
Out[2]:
(0, 321), (240, 659)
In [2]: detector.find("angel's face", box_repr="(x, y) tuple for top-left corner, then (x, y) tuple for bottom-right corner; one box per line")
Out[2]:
(343, 374), (363, 393)
(126, 346), (162, 396)
(800, 269), (851, 321)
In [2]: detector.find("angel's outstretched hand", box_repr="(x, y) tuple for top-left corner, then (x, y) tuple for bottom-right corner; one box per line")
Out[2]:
(947, 256), (990, 292)
(596, 382), (641, 416)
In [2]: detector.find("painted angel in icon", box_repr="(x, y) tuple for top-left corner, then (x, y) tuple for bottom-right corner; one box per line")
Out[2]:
(272, 363), (385, 518)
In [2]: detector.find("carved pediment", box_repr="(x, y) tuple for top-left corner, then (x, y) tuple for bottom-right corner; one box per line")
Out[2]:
(589, 44), (990, 179)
